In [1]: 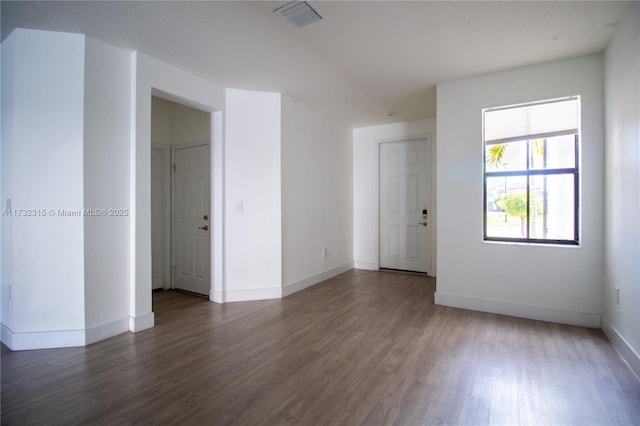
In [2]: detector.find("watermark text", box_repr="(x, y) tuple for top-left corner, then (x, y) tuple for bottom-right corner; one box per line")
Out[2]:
(2, 208), (129, 217)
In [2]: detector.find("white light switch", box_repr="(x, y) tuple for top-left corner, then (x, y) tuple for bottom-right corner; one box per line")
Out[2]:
(235, 201), (243, 212)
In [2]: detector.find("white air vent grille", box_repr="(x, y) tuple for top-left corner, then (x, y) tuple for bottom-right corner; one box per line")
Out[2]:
(275, 1), (324, 28)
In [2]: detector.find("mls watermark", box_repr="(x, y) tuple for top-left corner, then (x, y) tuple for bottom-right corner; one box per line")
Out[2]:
(1, 208), (129, 217)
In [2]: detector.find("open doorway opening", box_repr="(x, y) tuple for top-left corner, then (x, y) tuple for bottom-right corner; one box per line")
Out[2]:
(151, 95), (211, 302)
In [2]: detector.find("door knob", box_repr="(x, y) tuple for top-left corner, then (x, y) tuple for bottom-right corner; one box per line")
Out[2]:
(418, 222), (427, 226)
(203, 215), (208, 220)
(198, 225), (209, 231)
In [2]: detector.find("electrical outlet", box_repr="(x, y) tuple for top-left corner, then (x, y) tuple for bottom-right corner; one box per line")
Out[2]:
(615, 287), (620, 304)
(322, 248), (328, 257)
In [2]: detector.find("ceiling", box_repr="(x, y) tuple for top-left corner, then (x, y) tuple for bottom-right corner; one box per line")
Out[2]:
(1, 1), (632, 127)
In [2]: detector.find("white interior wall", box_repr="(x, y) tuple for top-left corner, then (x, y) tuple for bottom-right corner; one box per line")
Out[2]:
(224, 88), (282, 301)
(151, 96), (210, 145)
(171, 102), (210, 144)
(602, 2), (640, 376)
(83, 36), (132, 343)
(436, 55), (605, 327)
(1, 29), (86, 349)
(353, 118), (437, 274)
(5, 22), (631, 355)
(281, 96), (353, 295)
(151, 96), (173, 145)
(1, 29), (353, 348)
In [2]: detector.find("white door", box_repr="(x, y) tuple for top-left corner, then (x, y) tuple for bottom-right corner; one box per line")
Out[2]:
(379, 139), (430, 273)
(172, 144), (211, 295)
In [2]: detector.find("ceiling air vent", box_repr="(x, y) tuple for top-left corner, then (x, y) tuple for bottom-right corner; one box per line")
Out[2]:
(275, 1), (324, 28)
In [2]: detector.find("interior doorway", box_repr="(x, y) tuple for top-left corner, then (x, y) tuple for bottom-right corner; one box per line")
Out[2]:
(151, 96), (211, 297)
(379, 138), (431, 273)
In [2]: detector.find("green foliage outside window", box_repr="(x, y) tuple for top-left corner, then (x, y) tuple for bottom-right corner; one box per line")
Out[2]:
(494, 191), (542, 237)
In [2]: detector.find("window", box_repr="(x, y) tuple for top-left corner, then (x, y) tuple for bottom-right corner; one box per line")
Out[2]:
(483, 97), (580, 245)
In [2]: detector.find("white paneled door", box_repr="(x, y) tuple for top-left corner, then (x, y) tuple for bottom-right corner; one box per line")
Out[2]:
(172, 144), (211, 295)
(379, 139), (430, 273)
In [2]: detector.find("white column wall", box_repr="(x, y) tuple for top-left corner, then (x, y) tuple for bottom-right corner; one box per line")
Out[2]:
(1, 29), (86, 349)
(224, 88), (282, 301)
(83, 36), (132, 343)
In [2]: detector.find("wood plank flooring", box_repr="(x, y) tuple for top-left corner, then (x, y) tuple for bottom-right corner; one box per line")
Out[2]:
(2, 270), (640, 425)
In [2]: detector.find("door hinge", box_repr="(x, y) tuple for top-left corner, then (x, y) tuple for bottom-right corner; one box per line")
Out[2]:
(172, 163), (176, 172)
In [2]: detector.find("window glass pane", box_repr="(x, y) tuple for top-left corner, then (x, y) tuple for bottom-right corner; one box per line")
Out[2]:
(529, 175), (575, 240)
(484, 98), (579, 142)
(486, 176), (527, 239)
(485, 141), (526, 172)
(529, 134), (576, 170)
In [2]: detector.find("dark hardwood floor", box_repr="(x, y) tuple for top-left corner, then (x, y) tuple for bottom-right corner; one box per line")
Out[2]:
(2, 270), (639, 425)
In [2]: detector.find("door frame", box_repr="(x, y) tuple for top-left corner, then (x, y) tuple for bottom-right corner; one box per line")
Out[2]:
(377, 135), (435, 276)
(132, 55), (226, 333)
(151, 143), (172, 290)
(170, 140), (211, 293)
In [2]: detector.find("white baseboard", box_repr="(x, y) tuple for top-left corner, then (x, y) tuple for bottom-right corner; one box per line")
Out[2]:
(602, 320), (640, 379)
(210, 288), (225, 304)
(213, 263), (354, 303)
(2, 315), (145, 350)
(434, 291), (601, 328)
(354, 261), (378, 270)
(129, 312), (154, 332)
(85, 317), (129, 345)
(283, 262), (354, 297)
(225, 287), (282, 303)
(1, 323), (85, 350)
